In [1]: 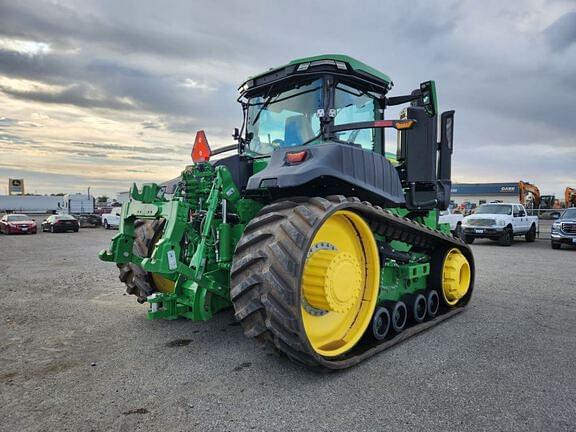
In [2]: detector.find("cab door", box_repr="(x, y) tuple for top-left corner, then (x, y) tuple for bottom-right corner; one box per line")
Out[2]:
(515, 205), (528, 233)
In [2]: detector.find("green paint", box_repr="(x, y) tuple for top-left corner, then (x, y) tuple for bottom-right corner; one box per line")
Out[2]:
(99, 55), (448, 326)
(245, 54), (392, 87)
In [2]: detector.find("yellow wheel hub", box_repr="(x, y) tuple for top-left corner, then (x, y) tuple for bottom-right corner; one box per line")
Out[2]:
(441, 248), (471, 306)
(301, 210), (379, 358)
(302, 250), (362, 313)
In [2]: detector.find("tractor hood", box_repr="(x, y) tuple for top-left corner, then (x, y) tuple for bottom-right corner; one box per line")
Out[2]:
(245, 142), (405, 207)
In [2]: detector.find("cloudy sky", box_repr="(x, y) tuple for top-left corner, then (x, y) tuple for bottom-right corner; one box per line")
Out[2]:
(0, 0), (575, 198)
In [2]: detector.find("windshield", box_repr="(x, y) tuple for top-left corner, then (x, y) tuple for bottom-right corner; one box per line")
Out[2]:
(7, 214), (30, 221)
(562, 209), (576, 219)
(333, 83), (381, 150)
(475, 204), (512, 215)
(246, 79), (323, 155)
(56, 215), (76, 221)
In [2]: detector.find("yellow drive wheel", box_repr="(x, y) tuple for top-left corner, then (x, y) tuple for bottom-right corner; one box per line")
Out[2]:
(151, 272), (175, 294)
(441, 248), (471, 306)
(301, 210), (380, 357)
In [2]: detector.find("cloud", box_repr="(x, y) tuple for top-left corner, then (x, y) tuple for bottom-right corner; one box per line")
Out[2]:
(544, 11), (576, 51)
(1, 81), (136, 110)
(0, 0), (574, 196)
(0, 132), (34, 144)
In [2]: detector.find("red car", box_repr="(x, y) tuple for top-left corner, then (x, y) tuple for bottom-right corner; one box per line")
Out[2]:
(0, 214), (38, 234)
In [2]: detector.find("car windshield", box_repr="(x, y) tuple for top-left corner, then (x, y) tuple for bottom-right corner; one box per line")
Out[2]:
(56, 215), (76, 221)
(246, 79), (323, 155)
(7, 215), (30, 221)
(475, 204), (512, 215)
(562, 209), (576, 219)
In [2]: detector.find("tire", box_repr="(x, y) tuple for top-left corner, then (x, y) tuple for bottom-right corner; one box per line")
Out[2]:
(551, 242), (561, 250)
(74, 228), (79, 232)
(391, 301), (408, 333)
(463, 235), (475, 244)
(231, 196), (381, 370)
(50, 225), (54, 233)
(104, 220), (109, 230)
(426, 290), (440, 318)
(525, 225), (536, 242)
(371, 307), (391, 341)
(411, 293), (427, 323)
(499, 227), (513, 246)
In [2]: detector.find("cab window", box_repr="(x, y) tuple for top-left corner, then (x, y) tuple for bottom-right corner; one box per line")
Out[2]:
(333, 83), (381, 151)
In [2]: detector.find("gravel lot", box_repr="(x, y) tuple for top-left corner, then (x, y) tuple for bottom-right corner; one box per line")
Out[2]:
(1, 222), (574, 432)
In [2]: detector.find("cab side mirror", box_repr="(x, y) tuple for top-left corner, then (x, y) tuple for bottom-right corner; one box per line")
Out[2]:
(420, 80), (438, 117)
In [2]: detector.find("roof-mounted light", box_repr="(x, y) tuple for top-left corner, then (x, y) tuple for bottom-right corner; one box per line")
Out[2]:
(296, 62), (310, 72)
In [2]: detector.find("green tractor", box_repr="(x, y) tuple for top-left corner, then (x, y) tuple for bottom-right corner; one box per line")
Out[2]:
(99, 54), (474, 370)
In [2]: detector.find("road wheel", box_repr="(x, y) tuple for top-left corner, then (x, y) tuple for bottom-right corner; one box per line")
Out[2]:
(390, 301), (408, 333)
(551, 242), (561, 250)
(499, 227), (513, 246)
(104, 220), (109, 230)
(525, 225), (536, 242)
(370, 307), (391, 341)
(432, 248), (472, 308)
(231, 197), (380, 369)
(463, 234), (475, 244)
(117, 219), (175, 302)
(50, 225), (55, 233)
(426, 290), (440, 318)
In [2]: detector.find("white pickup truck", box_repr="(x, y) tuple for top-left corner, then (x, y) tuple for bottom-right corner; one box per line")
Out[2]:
(462, 203), (538, 246)
(439, 208), (464, 238)
(101, 207), (121, 229)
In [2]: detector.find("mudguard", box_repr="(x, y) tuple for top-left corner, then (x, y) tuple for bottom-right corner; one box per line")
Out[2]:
(246, 143), (406, 206)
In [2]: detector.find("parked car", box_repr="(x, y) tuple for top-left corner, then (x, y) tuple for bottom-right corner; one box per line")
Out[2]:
(439, 208), (463, 238)
(101, 207), (121, 229)
(41, 214), (80, 233)
(462, 203), (538, 246)
(76, 213), (101, 228)
(0, 213), (37, 234)
(551, 208), (576, 249)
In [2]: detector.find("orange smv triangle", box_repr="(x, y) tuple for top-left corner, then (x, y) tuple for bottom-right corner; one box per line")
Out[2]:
(191, 130), (211, 163)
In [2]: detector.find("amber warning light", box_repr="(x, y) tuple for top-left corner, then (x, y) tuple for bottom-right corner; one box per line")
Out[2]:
(192, 130), (211, 163)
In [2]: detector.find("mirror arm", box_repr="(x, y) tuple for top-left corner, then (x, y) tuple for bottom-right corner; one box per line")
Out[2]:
(386, 93), (421, 106)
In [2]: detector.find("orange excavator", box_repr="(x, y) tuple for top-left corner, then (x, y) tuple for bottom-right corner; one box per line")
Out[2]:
(519, 181), (557, 210)
(519, 181), (541, 210)
(565, 187), (576, 208)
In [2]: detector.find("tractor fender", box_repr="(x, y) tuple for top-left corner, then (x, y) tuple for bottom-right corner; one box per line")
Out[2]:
(246, 143), (406, 206)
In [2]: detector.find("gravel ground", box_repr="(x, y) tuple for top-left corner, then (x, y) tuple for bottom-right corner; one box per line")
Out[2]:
(0, 222), (574, 432)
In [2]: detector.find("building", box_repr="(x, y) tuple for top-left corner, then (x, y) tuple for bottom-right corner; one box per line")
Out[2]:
(451, 183), (519, 205)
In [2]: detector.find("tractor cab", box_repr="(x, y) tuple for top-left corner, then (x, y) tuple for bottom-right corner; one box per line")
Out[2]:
(238, 55), (392, 156)
(236, 54), (454, 211)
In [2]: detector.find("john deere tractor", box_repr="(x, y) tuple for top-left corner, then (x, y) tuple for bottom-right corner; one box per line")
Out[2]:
(99, 54), (474, 370)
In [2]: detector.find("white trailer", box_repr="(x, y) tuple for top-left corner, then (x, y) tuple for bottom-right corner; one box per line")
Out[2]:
(61, 194), (95, 215)
(0, 195), (63, 213)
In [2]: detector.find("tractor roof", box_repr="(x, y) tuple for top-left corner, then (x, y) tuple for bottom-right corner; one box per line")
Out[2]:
(240, 54), (393, 94)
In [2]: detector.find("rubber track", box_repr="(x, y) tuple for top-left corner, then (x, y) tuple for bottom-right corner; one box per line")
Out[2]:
(230, 195), (475, 370)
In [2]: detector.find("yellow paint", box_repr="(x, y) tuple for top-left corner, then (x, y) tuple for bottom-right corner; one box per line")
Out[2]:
(301, 210), (379, 357)
(151, 272), (175, 294)
(441, 248), (471, 306)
